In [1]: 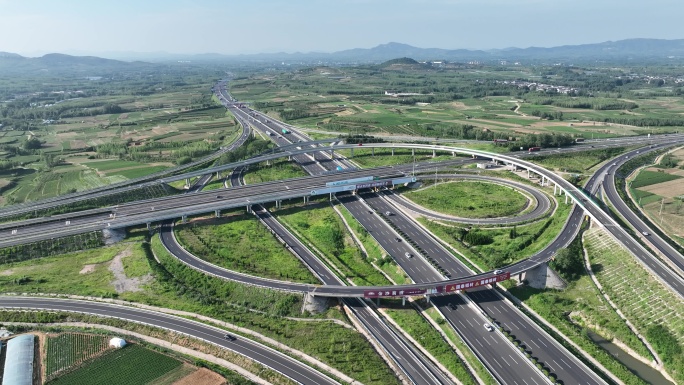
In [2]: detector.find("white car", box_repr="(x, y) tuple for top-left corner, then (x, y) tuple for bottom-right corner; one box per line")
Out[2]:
(484, 323), (494, 332)
(642, 231), (649, 236)
(494, 269), (503, 275)
(405, 252), (413, 258)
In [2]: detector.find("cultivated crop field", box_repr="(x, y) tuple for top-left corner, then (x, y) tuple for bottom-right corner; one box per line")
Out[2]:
(585, 227), (684, 383)
(47, 344), (183, 385)
(45, 333), (110, 380)
(630, 170), (682, 189)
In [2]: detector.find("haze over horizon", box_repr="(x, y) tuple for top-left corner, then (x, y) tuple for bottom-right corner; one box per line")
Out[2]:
(1, 0), (683, 58)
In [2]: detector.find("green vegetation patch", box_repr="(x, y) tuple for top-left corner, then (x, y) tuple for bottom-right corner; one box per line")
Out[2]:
(630, 170), (682, 188)
(275, 203), (392, 286)
(243, 160), (308, 184)
(528, 147), (631, 173)
(108, 165), (169, 179)
(47, 344), (182, 385)
(419, 201), (570, 270)
(175, 215), (319, 283)
(404, 180), (529, 218)
(82, 160), (146, 171)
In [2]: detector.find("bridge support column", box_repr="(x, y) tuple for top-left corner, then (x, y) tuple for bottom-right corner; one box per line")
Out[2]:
(216, 171), (220, 179)
(412, 148), (415, 156)
(146, 222), (151, 230)
(215, 210), (221, 218)
(452, 152), (455, 157)
(565, 195), (569, 204)
(329, 192), (333, 201)
(372, 147), (375, 156)
(247, 205), (252, 214)
(541, 176), (545, 186)
(402, 296), (406, 306)
(527, 169), (531, 178)
(276, 200), (282, 209)
(330, 149), (334, 159)
(376, 297), (380, 306)
(288, 155), (292, 161)
(391, 148), (394, 156)
(181, 215), (187, 224)
(351, 148), (354, 157)
(432, 149), (436, 158)
(266, 159), (271, 166)
(554, 184), (558, 195)
(185, 178), (190, 188)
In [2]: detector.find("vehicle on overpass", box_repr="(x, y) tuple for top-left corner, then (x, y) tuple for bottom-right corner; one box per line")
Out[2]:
(281, 128), (290, 134)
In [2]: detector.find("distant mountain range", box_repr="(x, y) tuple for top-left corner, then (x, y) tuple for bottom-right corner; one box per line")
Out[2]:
(2, 38), (684, 71)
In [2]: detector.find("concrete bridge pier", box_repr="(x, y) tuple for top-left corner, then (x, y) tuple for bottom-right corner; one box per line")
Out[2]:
(527, 169), (531, 179)
(330, 149), (335, 159)
(181, 215), (187, 224)
(146, 222), (151, 230)
(302, 293), (330, 314)
(215, 210), (221, 218)
(412, 148), (415, 157)
(541, 176), (546, 186)
(351, 148), (354, 157)
(185, 178), (190, 188)
(372, 147), (375, 156)
(288, 155), (292, 161)
(391, 148), (394, 156)
(275, 200), (282, 209)
(516, 261), (567, 289)
(554, 184), (558, 195)
(247, 205), (252, 214)
(432, 149), (436, 158)
(303, 196), (309, 205)
(216, 171), (220, 179)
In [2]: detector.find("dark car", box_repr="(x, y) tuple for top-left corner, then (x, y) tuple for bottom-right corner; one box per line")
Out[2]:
(224, 334), (236, 341)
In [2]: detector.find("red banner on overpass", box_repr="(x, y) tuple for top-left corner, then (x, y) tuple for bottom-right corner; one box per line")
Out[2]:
(444, 272), (510, 293)
(362, 272), (510, 298)
(363, 288), (427, 298)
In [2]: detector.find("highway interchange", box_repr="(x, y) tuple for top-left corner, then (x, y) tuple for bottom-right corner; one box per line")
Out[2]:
(0, 80), (683, 384)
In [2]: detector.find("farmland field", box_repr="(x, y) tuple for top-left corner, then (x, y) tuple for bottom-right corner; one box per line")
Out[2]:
(45, 333), (110, 380)
(47, 344), (183, 385)
(630, 170), (682, 188)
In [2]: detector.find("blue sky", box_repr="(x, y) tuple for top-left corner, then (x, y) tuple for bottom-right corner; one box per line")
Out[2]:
(1, 0), (682, 57)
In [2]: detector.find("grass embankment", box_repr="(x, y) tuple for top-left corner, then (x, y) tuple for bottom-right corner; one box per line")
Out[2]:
(275, 203), (392, 286)
(335, 203), (410, 284)
(403, 180), (529, 218)
(243, 160), (308, 184)
(583, 227), (684, 383)
(419, 201), (571, 270)
(174, 214), (319, 284)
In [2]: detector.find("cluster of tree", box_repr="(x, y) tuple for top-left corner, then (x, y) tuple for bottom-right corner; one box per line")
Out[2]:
(659, 154), (680, 168)
(549, 234), (585, 281)
(530, 110), (564, 120)
(462, 229), (494, 246)
(0, 160), (20, 171)
(646, 324), (682, 365)
(509, 133), (575, 150)
(216, 137), (272, 165)
(344, 134), (386, 144)
(529, 97), (638, 110)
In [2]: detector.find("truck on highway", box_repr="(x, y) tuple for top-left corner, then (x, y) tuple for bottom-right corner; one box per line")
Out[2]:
(528, 147), (541, 152)
(281, 128), (290, 134)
